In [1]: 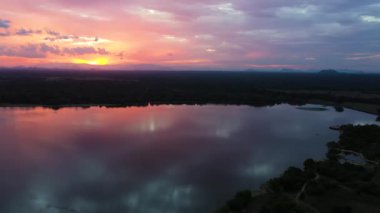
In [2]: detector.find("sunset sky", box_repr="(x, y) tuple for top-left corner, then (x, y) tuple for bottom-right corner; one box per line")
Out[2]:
(0, 0), (380, 71)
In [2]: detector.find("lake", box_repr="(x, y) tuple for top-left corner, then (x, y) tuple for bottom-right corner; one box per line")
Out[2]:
(0, 104), (377, 213)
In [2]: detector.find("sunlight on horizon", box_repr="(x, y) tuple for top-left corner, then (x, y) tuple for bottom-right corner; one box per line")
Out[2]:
(73, 58), (109, 66)
(0, 0), (379, 71)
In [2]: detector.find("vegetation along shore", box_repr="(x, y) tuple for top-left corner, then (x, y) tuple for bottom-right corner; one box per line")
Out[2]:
(217, 125), (380, 213)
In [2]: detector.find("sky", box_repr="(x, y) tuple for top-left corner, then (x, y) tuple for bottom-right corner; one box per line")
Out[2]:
(0, 0), (380, 71)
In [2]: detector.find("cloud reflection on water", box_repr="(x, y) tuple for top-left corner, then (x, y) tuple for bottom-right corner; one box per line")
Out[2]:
(0, 104), (376, 213)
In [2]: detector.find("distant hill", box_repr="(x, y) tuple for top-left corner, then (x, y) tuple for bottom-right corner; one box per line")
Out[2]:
(318, 69), (340, 75)
(339, 69), (365, 74)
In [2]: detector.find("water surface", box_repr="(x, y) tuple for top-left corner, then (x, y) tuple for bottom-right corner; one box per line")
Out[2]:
(0, 104), (377, 213)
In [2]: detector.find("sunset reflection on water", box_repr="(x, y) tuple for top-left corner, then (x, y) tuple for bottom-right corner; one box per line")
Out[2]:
(0, 104), (376, 213)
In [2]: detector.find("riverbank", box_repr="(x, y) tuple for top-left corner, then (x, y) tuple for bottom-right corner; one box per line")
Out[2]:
(0, 101), (379, 118)
(217, 125), (380, 213)
(0, 71), (379, 116)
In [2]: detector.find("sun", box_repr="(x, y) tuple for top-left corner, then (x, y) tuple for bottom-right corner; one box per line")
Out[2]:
(73, 58), (109, 66)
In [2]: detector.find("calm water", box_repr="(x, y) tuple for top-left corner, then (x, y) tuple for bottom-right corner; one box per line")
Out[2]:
(0, 104), (377, 213)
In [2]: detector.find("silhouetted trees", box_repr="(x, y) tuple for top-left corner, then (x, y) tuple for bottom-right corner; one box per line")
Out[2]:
(0, 70), (379, 107)
(218, 125), (380, 213)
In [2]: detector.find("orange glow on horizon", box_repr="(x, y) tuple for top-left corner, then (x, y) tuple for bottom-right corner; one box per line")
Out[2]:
(3, 0), (369, 71)
(72, 58), (109, 66)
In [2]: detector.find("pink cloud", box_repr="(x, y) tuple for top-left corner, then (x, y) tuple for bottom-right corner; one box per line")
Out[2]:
(0, 0), (379, 71)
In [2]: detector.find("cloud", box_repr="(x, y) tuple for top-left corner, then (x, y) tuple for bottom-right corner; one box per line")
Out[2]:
(15, 29), (42, 36)
(39, 43), (60, 55)
(0, 19), (10, 28)
(42, 30), (111, 45)
(161, 35), (188, 43)
(275, 5), (320, 19)
(44, 34), (80, 42)
(361, 15), (380, 23)
(1, 0), (380, 70)
(62, 47), (109, 55)
(128, 7), (176, 23)
(0, 44), (110, 58)
(0, 26), (111, 47)
(0, 27), (58, 37)
(46, 30), (61, 37)
(39, 4), (110, 21)
(0, 32), (11, 37)
(346, 53), (380, 60)
(0, 44), (47, 58)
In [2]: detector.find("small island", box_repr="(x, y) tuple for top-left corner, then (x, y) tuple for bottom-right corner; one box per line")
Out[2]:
(217, 125), (380, 213)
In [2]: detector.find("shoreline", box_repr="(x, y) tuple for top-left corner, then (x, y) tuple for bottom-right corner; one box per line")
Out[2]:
(0, 101), (379, 116)
(217, 125), (380, 213)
